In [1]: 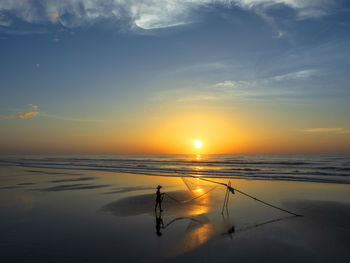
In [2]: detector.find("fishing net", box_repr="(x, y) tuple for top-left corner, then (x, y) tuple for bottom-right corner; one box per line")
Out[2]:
(181, 177), (217, 196)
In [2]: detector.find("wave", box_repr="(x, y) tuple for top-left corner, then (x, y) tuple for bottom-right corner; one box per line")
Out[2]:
(1, 154), (349, 184)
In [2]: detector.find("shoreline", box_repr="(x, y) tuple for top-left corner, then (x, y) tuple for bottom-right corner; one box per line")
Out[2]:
(0, 165), (349, 262)
(1, 163), (349, 185)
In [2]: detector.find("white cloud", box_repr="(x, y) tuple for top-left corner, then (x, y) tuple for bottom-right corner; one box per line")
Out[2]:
(214, 79), (283, 99)
(211, 68), (317, 99)
(269, 69), (317, 82)
(215, 69), (317, 90)
(0, 0), (334, 30)
(214, 80), (254, 89)
(150, 65), (322, 105)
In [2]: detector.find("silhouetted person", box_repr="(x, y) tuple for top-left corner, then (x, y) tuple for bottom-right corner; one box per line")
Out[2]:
(155, 211), (164, 236)
(155, 185), (164, 212)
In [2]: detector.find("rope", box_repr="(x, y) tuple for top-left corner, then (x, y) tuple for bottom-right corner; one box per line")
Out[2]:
(164, 186), (216, 204)
(163, 216), (204, 228)
(190, 176), (303, 217)
(222, 214), (298, 239)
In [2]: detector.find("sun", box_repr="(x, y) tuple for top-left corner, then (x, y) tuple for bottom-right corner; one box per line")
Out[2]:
(194, 140), (202, 149)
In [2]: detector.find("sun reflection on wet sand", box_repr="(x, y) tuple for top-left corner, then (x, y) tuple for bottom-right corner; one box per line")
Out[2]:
(172, 218), (216, 256)
(168, 182), (217, 255)
(194, 188), (203, 194)
(187, 191), (210, 216)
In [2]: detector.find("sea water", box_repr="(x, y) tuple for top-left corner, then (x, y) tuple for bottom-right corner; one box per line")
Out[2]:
(1, 154), (349, 184)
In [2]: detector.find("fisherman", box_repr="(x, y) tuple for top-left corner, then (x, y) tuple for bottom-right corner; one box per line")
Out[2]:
(155, 185), (165, 212)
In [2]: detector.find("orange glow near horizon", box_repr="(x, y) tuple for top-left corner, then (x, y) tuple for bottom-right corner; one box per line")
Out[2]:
(2, 107), (350, 155)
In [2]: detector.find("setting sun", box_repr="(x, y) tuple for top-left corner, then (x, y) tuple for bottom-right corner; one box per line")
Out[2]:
(194, 140), (202, 149)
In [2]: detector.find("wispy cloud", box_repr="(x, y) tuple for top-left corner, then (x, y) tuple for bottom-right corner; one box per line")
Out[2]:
(273, 30), (286, 39)
(0, 0), (335, 30)
(29, 104), (39, 110)
(15, 104), (39, 119)
(1, 104), (106, 122)
(39, 113), (105, 123)
(153, 67), (319, 104)
(268, 70), (317, 82)
(16, 111), (39, 119)
(212, 69), (318, 98)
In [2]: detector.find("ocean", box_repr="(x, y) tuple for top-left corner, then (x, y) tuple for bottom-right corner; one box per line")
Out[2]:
(1, 154), (349, 184)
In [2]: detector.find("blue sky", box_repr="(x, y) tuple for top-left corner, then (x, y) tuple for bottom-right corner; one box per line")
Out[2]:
(1, 0), (350, 154)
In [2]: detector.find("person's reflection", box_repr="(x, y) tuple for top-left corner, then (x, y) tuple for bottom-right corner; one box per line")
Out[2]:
(226, 225), (235, 239)
(155, 211), (164, 237)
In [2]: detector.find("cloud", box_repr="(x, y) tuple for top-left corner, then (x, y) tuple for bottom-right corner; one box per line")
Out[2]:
(269, 69), (317, 82)
(273, 30), (286, 39)
(48, 11), (58, 22)
(303, 128), (350, 134)
(153, 67), (319, 105)
(213, 80), (258, 97)
(0, 12), (11, 26)
(39, 112), (105, 122)
(214, 69), (317, 94)
(215, 69), (317, 88)
(16, 104), (39, 119)
(16, 111), (39, 119)
(29, 104), (39, 110)
(0, 0), (335, 30)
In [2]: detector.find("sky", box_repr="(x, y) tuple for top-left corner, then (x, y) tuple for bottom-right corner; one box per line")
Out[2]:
(1, 0), (350, 154)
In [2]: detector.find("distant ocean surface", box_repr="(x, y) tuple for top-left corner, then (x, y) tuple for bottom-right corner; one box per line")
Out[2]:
(1, 154), (349, 184)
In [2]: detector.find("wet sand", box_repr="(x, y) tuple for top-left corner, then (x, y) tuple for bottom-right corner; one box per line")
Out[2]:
(0, 166), (349, 262)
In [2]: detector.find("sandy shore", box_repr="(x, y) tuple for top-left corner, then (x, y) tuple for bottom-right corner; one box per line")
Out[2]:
(0, 166), (349, 262)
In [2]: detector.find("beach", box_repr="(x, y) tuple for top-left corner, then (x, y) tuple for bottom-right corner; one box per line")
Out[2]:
(2, 1), (350, 262)
(0, 155), (349, 263)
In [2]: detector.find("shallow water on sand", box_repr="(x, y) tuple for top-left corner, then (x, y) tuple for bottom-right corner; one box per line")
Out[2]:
(0, 165), (349, 263)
